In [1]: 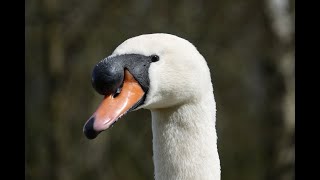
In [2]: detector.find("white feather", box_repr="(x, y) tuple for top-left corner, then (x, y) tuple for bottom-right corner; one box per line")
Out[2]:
(112, 33), (220, 180)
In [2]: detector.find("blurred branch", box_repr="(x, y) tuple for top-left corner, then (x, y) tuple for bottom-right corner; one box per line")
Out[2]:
(265, 0), (294, 44)
(264, 0), (295, 179)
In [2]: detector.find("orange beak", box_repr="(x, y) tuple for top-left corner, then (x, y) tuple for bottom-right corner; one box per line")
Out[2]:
(83, 70), (145, 139)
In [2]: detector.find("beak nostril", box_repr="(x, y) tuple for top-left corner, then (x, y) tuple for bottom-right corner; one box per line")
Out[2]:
(113, 87), (122, 98)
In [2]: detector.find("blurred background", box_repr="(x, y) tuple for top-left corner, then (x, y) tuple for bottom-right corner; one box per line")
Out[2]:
(25, 0), (295, 180)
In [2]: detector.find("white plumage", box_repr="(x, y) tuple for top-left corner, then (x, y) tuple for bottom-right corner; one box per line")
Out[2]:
(112, 33), (221, 180)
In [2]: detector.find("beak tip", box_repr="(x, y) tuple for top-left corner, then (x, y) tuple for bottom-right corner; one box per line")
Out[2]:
(83, 117), (99, 139)
(83, 129), (99, 139)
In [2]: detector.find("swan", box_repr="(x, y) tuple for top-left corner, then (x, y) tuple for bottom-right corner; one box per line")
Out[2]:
(83, 33), (221, 180)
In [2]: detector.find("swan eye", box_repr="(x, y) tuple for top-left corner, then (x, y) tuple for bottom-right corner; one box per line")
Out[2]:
(151, 55), (159, 62)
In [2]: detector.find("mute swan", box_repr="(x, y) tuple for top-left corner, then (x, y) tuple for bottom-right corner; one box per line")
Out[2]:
(83, 33), (221, 180)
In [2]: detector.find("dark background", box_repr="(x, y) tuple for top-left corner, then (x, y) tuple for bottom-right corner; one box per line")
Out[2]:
(25, 0), (295, 180)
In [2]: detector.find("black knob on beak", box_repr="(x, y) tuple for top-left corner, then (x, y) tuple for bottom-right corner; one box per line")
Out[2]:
(92, 59), (124, 95)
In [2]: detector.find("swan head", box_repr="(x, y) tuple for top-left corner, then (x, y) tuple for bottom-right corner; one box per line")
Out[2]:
(83, 33), (213, 139)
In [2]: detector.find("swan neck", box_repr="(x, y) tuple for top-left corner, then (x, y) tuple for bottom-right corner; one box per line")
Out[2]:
(151, 96), (220, 180)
